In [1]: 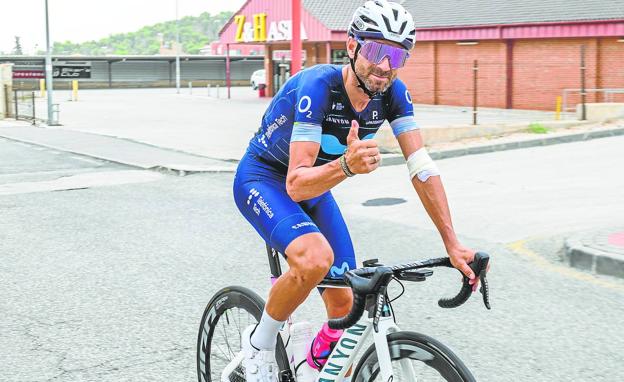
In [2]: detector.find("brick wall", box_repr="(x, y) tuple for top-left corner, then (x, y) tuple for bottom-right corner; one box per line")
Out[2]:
(400, 37), (624, 111)
(513, 38), (599, 110)
(598, 39), (624, 103)
(400, 42), (436, 105)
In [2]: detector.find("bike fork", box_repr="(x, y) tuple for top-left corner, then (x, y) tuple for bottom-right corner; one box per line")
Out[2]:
(373, 318), (418, 382)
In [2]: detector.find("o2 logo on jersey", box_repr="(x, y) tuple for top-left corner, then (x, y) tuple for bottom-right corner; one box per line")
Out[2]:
(298, 96), (313, 118)
(405, 90), (413, 104)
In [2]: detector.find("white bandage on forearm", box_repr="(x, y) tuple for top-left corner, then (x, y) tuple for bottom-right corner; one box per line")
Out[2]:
(406, 148), (440, 182)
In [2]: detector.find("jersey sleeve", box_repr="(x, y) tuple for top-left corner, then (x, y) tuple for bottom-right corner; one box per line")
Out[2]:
(386, 79), (420, 137)
(290, 72), (331, 144)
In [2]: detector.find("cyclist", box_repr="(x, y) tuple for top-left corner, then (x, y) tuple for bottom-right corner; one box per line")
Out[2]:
(233, 1), (483, 380)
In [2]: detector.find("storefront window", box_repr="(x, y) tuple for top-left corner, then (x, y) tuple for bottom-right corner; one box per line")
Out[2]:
(332, 49), (349, 65)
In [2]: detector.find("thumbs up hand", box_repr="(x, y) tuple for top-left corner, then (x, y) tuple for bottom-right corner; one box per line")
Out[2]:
(344, 120), (381, 174)
(347, 119), (361, 146)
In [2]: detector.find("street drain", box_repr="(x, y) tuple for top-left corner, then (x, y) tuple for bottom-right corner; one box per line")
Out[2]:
(362, 197), (406, 206)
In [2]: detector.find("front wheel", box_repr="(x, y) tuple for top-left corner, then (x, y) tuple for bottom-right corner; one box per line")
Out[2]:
(196, 286), (289, 382)
(352, 331), (476, 382)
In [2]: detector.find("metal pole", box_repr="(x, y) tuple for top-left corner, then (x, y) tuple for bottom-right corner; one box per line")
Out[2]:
(291, 0), (302, 75)
(108, 61), (113, 88)
(31, 91), (36, 125)
(175, 0), (181, 94)
(3, 85), (9, 118)
(14, 90), (18, 120)
(580, 45), (586, 121)
(44, 0), (55, 125)
(226, 44), (231, 99)
(473, 60), (478, 125)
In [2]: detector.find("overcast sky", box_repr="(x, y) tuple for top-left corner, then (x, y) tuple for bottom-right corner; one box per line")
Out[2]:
(0, 0), (246, 54)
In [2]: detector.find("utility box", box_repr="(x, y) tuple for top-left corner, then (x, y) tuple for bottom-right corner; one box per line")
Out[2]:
(0, 63), (14, 118)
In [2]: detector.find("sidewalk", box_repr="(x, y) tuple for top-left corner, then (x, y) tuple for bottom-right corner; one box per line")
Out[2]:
(0, 122), (236, 175)
(564, 228), (624, 279)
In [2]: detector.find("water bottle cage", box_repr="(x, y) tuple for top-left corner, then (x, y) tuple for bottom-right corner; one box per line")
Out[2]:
(307, 337), (337, 370)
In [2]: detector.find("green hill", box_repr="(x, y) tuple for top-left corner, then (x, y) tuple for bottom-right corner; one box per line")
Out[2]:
(51, 11), (232, 55)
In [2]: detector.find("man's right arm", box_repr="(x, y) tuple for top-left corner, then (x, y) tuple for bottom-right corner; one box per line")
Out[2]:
(286, 120), (380, 202)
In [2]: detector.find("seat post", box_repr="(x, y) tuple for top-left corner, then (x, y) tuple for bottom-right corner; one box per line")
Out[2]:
(266, 244), (283, 279)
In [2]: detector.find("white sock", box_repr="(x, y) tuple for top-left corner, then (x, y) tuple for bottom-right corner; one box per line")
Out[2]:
(250, 309), (284, 350)
(343, 377), (352, 382)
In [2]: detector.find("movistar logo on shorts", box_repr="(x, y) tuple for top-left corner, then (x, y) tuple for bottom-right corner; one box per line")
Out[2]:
(330, 262), (350, 277)
(291, 221), (317, 230)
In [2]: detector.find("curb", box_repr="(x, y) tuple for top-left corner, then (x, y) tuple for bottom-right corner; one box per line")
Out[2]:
(0, 131), (237, 176)
(563, 237), (624, 279)
(381, 126), (624, 166)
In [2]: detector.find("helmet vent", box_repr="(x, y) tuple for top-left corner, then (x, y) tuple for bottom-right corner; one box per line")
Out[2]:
(398, 21), (407, 35)
(381, 15), (394, 34)
(360, 15), (379, 27)
(392, 8), (399, 21)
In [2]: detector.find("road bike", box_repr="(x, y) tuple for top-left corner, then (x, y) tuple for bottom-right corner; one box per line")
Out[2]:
(197, 245), (491, 382)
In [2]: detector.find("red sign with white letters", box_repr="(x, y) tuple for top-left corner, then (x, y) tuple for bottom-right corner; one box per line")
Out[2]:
(13, 70), (45, 79)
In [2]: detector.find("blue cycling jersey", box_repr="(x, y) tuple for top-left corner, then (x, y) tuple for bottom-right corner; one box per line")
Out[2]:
(235, 64), (420, 279)
(247, 64), (419, 172)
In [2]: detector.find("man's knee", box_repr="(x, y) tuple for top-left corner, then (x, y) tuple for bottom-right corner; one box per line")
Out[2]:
(323, 289), (353, 317)
(286, 235), (334, 287)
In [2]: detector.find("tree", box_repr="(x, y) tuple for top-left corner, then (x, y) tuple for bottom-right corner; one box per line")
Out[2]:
(49, 11), (233, 55)
(13, 36), (23, 55)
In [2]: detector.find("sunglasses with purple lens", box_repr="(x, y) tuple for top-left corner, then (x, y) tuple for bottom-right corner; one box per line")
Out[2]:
(356, 38), (410, 69)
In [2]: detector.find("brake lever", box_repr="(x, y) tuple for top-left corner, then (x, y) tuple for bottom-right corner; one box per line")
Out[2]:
(438, 252), (491, 309)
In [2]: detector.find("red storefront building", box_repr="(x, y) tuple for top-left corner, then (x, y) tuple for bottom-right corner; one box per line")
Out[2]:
(218, 0), (624, 110)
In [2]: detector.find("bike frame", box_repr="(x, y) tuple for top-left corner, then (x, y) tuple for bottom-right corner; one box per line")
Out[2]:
(313, 304), (404, 382)
(265, 245), (416, 382)
(213, 246), (487, 382)
(218, 307), (405, 382)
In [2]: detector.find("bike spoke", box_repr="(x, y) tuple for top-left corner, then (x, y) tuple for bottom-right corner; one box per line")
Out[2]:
(213, 341), (231, 361)
(221, 319), (235, 358)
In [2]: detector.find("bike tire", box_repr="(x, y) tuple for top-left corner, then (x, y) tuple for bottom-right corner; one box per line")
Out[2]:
(197, 286), (289, 382)
(352, 331), (476, 382)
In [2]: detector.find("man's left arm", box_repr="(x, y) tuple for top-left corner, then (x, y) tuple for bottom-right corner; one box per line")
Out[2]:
(396, 129), (479, 286)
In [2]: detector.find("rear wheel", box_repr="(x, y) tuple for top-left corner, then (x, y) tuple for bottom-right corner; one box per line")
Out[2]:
(197, 286), (289, 382)
(352, 331), (475, 382)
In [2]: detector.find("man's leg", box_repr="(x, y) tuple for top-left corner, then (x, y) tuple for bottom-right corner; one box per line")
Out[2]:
(264, 232), (334, 320)
(321, 288), (353, 318)
(298, 191), (356, 377)
(302, 191), (356, 319)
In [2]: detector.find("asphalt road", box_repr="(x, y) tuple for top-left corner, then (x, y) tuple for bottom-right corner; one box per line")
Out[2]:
(1, 136), (623, 382)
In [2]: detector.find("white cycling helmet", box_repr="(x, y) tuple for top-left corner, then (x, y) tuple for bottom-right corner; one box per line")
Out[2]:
(349, 0), (416, 50)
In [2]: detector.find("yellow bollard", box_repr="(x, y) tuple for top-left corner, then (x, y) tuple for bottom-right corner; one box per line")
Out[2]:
(40, 79), (45, 97)
(555, 96), (562, 120)
(72, 80), (78, 101)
